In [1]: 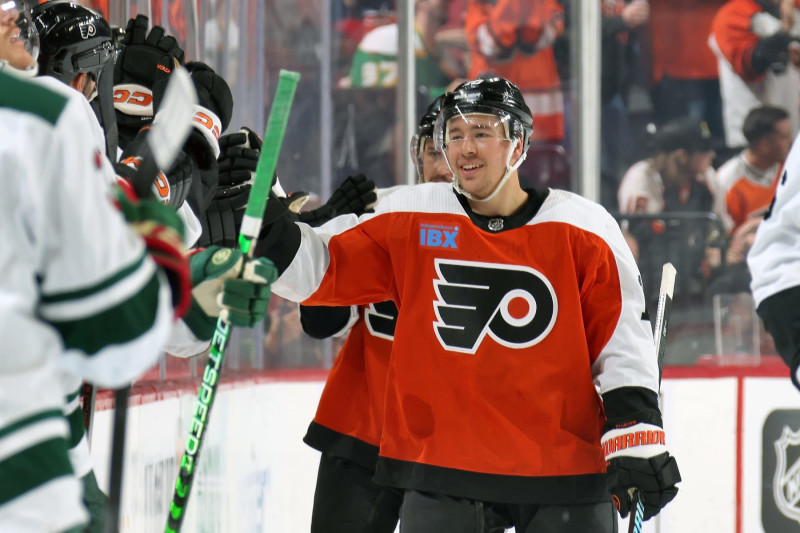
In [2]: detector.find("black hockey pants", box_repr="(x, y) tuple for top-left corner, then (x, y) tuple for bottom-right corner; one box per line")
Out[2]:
(398, 489), (618, 533)
(310, 452), (402, 533)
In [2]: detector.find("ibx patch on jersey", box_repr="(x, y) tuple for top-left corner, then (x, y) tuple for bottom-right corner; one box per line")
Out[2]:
(433, 259), (558, 354)
(419, 222), (460, 249)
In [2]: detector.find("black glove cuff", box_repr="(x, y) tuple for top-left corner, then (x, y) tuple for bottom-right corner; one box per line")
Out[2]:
(602, 386), (662, 432)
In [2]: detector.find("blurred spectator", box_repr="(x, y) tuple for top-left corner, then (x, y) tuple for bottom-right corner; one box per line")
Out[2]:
(710, 0), (800, 149)
(707, 216), (762, 294)
(334, 6), (397, 80)
(465, 0), (565, 143)
(618, 118), (716, 215)
(618, 118), (717, 300)
(601, 0), (650, 186)
(344, 0), (458, 95)
(713, 105), (791, 232)
(648, 0), (726, 149)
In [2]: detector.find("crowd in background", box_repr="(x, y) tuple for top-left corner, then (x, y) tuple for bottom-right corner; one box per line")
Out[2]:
(76, 0), (800, 367)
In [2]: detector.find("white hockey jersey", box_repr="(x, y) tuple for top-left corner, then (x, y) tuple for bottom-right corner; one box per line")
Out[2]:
(749, 129), (800, 306)
(0, 71), (173, 532)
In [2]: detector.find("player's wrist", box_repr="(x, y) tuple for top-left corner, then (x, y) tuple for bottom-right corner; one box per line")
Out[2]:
(601, 422), (667, 460)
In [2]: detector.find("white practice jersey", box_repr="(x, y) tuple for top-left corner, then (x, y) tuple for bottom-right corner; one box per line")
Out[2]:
(0, 71), (173, 532)
(748, 130), (800, 307)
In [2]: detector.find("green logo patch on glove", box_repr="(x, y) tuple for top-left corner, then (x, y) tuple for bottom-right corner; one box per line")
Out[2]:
(183, 245), (278, 340)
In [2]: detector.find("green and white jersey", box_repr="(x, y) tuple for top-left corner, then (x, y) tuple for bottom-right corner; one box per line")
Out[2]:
(349, 24), (451, 90)
(0, 71), (173, 532)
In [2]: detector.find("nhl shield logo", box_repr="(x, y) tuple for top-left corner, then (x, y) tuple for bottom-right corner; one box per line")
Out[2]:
(773, 425), (800, 524)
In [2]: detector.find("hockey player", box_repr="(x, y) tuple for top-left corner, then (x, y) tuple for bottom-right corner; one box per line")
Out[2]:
(299, 96), (450, 533)
(748, 128), (800, 390)
(410, 93), (452, 184)
(0, 19), (190, 528)
(28, 4), (274, 531)
(260, 77), (681, 531)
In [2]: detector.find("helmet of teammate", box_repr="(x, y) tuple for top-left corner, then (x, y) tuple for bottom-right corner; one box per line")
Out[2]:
(32, 1), (113, 87)
(0, 1), (40, 76)
(433, 77), (533, 200)
(410, 93), (446, 182)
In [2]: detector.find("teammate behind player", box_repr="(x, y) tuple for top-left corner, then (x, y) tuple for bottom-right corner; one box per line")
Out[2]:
(410, 93), (452, 183)
(748, 128), (800, 391)
(300, 95), (450, 533)
(260, 77), (680, 531)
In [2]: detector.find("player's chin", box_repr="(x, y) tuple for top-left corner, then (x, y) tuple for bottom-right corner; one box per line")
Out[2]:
(427, 176), (451, 184)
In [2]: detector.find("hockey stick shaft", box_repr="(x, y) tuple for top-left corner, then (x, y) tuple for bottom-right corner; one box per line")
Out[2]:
(628, 263), (676, 533)
(165, 69), (300, 533)
(101, 67), (198, 533)
(81, 381), (96, 444)
(103, 386), (130, 533)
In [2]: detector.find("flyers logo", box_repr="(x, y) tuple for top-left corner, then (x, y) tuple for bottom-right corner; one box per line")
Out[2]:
(433, 259), (557, 353)
(365, 301), (398, 340)
(80, 23), (96, 40)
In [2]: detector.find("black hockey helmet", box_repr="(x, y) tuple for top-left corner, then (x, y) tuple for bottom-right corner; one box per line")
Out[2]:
(32, 1), (113, 86)
(411, 94), (445, 163)
(410, 93), (446, 178)
(417, 93), (446, 140)
(434, 77), (533, 153)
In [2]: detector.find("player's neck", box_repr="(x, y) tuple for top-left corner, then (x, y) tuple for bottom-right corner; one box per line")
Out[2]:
(467, 177), (528, 217)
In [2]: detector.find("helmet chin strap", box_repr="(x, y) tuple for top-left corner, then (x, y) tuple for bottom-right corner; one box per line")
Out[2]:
(0, 59), (38, 79)
(452, 139), (526, 202)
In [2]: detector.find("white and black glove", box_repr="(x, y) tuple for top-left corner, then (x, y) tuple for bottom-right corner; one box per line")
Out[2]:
(603, 423), (681, 521)
(113, 14), (184, 146)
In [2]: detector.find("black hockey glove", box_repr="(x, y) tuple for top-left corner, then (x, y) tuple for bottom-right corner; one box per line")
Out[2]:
(198, 127), (264, 248)
(198, 183), (250, 249)
(751, 31), (794, 75)
(286, 174), (377, 227)
(606, 452), (681, 521)
(113, 15), (185, 147)
(200, 185), (301, 275)
(115, 125), (194, 208)
(297, 203), (338, 227)
(217, 127), (262, 188)
(181, 61), (234, 164)
(327, 174), (378, 216)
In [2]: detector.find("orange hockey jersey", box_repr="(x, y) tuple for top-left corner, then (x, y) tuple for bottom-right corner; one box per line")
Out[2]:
(304, 301), (397, 468)
(274, 184), (659, 503)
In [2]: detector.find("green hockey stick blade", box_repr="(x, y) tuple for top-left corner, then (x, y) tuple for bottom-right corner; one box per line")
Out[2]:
(238, 69), (301, 252)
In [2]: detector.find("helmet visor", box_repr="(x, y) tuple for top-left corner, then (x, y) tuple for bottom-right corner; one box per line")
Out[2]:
(2, 1), (39, 62)
(434, 108), (513, 153)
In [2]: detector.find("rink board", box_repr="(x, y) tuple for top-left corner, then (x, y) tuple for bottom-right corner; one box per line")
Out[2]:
(89, 365), (800, 532)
